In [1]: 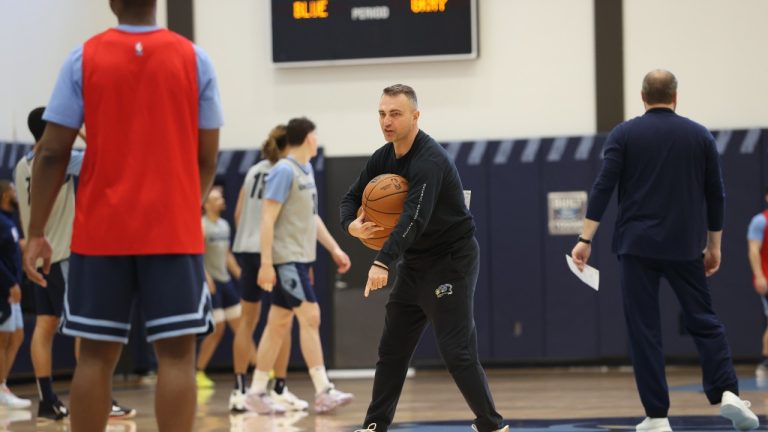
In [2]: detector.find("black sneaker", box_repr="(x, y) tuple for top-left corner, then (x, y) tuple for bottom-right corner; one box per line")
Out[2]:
(110, 400), (137, 418)
(37, 399), (69, 422)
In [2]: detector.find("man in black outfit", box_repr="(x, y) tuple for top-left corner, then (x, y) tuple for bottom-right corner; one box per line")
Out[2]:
(340, 85), (506, 432)
(571, 70), (759, 432)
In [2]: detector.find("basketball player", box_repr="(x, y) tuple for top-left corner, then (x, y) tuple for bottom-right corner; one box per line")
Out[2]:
(249, 117), (354, 414)
(16, 107), (135, 421)
(341, 85), (507, 432)
(23, 0), (222, 430)
(747, 189), (768, 379)
(229, 125), (309, 413)
(197, 186), (249, 388)
(0, 181), (30, 410)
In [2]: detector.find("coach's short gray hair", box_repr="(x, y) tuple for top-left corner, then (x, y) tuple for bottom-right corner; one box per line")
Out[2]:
(382, 84), (418, 109)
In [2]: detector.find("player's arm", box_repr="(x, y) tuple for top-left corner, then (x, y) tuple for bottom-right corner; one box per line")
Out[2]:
(257, 199), (282, 292)
(315, 215), (351, 274)
(25, 123), (79, 286)
(234, 184), (246, 227)
(749, 240), (766, 294)
(199, 129), (219, 202)
(226, 250), (242, 280)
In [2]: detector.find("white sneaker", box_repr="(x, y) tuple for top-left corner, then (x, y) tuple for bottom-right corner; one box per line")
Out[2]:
(636, 417), (672, 432)
(354, 424), (378, 432)
(229, 390), (247, 413)
(757, 364), (768, 380)
(0, 388), (31, 409)
(471, 425), (510, 432)
(244, 391), (286, 415)
(271, 387), (309, 411)
(720, 391), (759, 431)
(314, 384), (353, 413)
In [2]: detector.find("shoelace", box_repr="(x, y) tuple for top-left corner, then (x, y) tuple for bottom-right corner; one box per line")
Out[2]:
(354, 424), (377, 432)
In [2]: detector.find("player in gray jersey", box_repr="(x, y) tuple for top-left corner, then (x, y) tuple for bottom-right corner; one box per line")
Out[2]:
(229, 125), (310, 412)
(196, 186), (252, 389)
(15, 107), (134, 421)
(247, 117), (353, 415)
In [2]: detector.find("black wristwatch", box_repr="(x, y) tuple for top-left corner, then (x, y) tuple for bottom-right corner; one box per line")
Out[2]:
(577, 236), (592, 245)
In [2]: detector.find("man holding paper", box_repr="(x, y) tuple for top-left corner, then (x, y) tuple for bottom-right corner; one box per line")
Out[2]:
(571, 70), (758, 432)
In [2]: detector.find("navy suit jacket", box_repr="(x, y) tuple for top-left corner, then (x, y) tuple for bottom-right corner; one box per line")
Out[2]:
(586, 108), (725, 260)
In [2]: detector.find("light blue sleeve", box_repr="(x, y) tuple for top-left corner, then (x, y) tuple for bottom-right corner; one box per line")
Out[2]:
(748, 213), (767, 242)
(43, 47), (84, 130)
(66, 150), (85, 176)
(263, 164), (293, 204)
(194, 46), (224, 129)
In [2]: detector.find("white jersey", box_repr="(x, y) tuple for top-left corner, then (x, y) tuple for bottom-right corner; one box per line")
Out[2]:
(203, 216), (231, 283)
(15, 150), (84, 264)
(232, 159), (274, 253)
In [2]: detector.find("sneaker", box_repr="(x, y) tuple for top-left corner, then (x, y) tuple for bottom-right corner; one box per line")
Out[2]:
(0, 386), (31, 409)
(355, 424), (378, 432)
(244, 391), (286, 415)
(196, 370), (215, 389)
(756, 363), (768, 380)
(0, 410), (32, 428)
(229, 390), (247, 413)
(271, 386), (309, 411)
(314, 384), (353, 413)
(110, 400), (136, 418)
(472, 426), (510, 432)
(635, 417), (672, 432)
(720, 391), (759, 431)
(37, 399), (69, 422)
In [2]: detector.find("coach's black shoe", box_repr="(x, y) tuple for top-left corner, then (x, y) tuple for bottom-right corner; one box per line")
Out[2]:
(110, 400), (137, 419)
(37, 399), (69, 422)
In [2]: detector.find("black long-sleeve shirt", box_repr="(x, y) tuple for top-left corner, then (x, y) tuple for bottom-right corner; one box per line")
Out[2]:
(340, 130), (475, 267)
(586, 108), (725, 260)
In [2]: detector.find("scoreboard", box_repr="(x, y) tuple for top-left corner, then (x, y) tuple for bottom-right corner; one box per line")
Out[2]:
(271, 0), (478, 66)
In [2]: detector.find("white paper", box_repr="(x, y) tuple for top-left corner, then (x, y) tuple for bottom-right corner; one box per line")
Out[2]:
(463, 190), (472, 208)
(565, 254), (599, 291)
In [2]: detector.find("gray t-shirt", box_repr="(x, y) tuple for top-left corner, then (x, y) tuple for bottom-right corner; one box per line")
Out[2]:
(263, 157), (317, 264)
(203, 216), (231, 283)
(232, 160), (273, 253)
(15, 150), (83, 264)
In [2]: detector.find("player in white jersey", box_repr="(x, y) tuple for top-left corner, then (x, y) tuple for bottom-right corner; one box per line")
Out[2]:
(16, 107), (134, 421)
(197, 186), (254, 389)
(247, 117), (353, 415)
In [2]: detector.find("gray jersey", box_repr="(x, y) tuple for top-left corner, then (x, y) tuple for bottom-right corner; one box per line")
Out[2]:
(271, 159), (317, 265)
(15, 150), (83, 264)
(232, 160), (273, 253)
(203, 216), (231, 283)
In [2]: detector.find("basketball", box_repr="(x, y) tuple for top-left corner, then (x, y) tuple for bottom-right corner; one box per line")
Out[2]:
(358, 174), (409, 250)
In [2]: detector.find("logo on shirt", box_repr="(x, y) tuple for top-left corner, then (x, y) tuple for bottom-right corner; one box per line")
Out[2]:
(135, 42), (144, 57)
(435, 283), (453, 299)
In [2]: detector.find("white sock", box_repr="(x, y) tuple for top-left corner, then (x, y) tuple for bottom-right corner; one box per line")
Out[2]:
(250, 369), (270, 395)
(308, 365), (331, 394)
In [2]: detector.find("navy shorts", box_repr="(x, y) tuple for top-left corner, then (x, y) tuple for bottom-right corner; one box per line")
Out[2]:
(61, 253), (213, 344)
(237, 253), (266, 303)
(35, 261), (67, 317)
(211, 279), (241, 310)
(273, 263), (316, 310)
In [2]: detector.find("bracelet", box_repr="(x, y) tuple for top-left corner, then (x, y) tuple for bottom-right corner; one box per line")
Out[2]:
(372, 262), (389, 271)
(577, 236), (592, 245)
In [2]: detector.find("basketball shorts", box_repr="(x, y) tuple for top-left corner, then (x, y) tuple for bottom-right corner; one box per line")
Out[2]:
(237, 253), (266, 303)
(61, 253), (213, 344)
(273, 262), (316, 310)
(34, 260), (67, 317)
(0, 304), (23, 333)
(211, 279), (242, 323)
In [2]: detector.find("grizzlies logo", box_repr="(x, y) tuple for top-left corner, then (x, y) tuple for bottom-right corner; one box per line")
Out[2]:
(435, 284), (453, 299)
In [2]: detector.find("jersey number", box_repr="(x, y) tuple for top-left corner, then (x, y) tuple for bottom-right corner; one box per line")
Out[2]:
(250, 173), (266, 200)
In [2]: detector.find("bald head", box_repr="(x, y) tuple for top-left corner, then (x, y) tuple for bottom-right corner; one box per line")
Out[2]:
(641, 69), (677, 105)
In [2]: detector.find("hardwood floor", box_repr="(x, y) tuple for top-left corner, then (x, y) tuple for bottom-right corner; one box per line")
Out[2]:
(1, 365), (766, 431)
